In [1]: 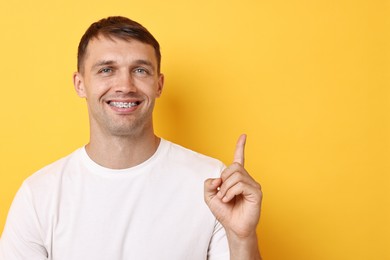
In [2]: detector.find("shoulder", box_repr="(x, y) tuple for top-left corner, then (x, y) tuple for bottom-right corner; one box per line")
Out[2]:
(160, 139), (225, 178)
(23, 148), (82, 190)
(162, 139), (223, 166)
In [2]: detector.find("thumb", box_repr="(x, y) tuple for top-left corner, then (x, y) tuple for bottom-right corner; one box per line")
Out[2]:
(204, 178), (222, 203)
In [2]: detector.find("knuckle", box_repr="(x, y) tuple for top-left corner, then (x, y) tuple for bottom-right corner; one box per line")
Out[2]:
(236, 181), (244, 190)
(232, 162), (242, 168)
(234, 169), (245, 178)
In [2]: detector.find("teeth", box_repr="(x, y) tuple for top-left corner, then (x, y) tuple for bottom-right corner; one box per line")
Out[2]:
(110, 101), (138, 108)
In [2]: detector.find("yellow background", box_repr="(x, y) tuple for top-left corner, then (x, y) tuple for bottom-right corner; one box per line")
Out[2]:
(0, 0), (389, 259)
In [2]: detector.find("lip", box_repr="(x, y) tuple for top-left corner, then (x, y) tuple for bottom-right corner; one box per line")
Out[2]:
(106, 99), (143, 114)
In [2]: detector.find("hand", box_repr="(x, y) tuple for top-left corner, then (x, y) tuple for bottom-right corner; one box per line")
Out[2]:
(204, 134), (262, 238)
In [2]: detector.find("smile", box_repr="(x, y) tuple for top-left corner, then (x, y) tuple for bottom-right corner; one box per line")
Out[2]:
(109, 101), (140, 108)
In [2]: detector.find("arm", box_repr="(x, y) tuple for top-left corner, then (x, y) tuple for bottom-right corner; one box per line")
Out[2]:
(204, 134), (262, 260)
(0, 183), (48, 259)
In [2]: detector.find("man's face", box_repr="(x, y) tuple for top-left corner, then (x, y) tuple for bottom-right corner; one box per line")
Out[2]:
(73, 36), (164, 138)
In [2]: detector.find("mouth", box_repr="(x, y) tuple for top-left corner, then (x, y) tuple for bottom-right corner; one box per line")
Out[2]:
(108, 101), (141, 108)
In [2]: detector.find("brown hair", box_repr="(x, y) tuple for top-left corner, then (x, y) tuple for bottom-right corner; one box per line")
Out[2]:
(77, 16), (161, 73)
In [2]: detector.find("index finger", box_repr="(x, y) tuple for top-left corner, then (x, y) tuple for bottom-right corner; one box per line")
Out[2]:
(233, 134), (247, 166)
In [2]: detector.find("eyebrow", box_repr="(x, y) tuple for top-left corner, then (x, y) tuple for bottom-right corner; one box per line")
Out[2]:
(133, 59), (155, 70)
(92, 60), (116, 70)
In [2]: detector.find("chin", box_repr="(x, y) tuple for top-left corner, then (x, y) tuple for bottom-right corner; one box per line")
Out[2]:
(108, 123), (148, 137)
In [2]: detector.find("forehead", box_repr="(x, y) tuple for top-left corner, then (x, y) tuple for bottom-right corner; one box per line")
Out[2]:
(83, 36), (157, 67)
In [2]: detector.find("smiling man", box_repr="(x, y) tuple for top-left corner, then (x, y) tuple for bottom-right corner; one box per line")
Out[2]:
(0, 16), (262, 260)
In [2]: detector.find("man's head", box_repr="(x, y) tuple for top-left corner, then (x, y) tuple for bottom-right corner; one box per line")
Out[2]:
(73, 16), (164, 140)
(77, 16), (161, 74)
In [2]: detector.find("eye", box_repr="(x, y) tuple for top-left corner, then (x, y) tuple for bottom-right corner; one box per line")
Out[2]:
(98, 67), (113, 74)
(133, 67), (149, 75)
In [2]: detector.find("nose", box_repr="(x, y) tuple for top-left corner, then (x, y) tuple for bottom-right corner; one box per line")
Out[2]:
(115, 71), (137, 93)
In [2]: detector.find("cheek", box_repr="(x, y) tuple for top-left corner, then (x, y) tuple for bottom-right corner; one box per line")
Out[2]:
(85, 79), (113, 98)
(135, 79), (161, 96)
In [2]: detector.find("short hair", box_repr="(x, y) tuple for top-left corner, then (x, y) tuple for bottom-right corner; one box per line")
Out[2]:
(77, 16), (161, 73)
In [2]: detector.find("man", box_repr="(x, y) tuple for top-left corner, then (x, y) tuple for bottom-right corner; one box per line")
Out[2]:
(0, 16), (262, 259)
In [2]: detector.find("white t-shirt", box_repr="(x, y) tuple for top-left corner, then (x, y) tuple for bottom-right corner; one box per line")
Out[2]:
(0, 139), (229, 260)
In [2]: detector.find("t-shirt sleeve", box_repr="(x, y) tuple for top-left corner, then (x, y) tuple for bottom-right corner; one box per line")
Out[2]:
(0, 182), (48, 259)
(206, 161), (229, 260)
(207, 219), (230, 260)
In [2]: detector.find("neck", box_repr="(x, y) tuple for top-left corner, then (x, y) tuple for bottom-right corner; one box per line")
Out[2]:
(85, 131), (160, 169)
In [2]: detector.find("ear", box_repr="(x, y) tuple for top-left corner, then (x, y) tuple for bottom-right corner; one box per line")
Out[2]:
(156, 73), (164, 97)
(73, 72), (86, 98)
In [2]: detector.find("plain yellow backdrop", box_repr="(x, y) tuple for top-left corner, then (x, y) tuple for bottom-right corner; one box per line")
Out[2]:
(0, 0), (389, 259)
